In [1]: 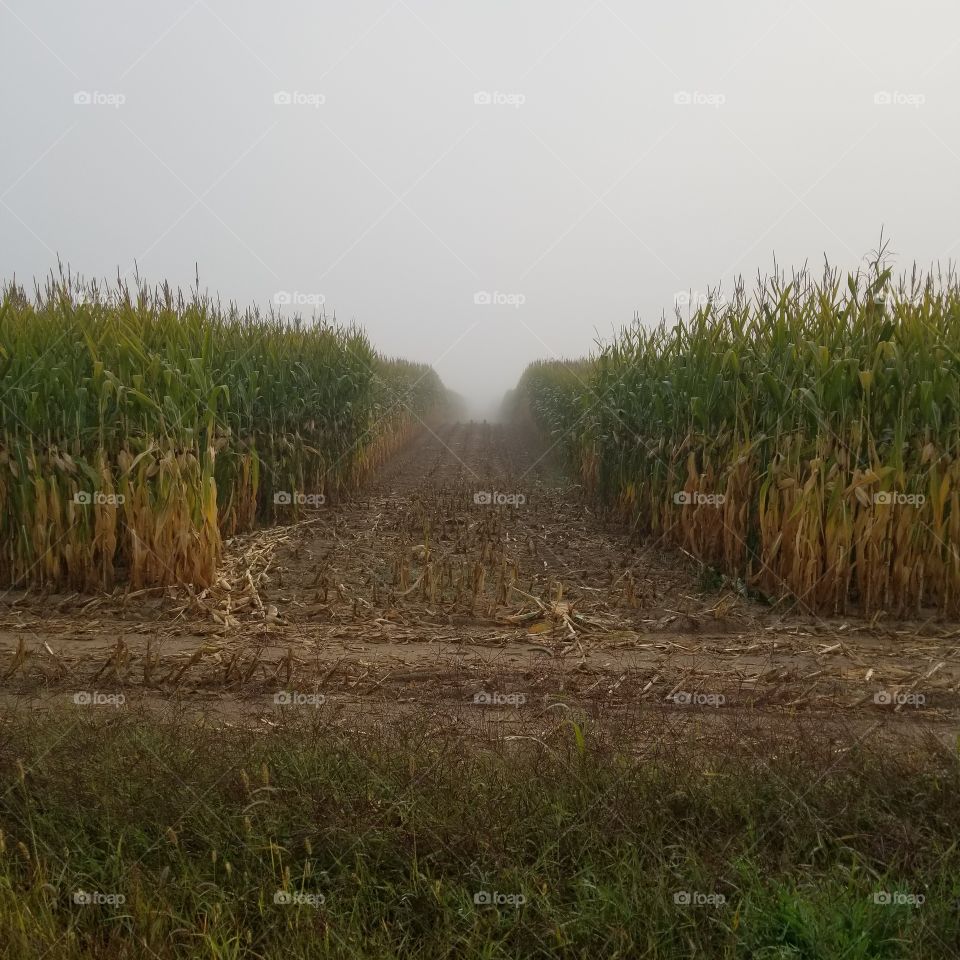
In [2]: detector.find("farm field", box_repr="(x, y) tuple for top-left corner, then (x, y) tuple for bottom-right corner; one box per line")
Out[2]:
(7, 0), (960, 950)
(2, 270), (960, 956)
(2, 418), (959, 733)
(1, 419), (960, 957)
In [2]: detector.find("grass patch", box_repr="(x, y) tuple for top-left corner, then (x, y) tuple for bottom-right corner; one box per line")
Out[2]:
(0, 708), (956, 958)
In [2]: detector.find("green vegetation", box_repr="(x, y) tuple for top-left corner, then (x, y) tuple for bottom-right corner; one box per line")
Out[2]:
(0, 708), (955, 958)
(511, 258), (960, 616)
(0, 270), (449, 590)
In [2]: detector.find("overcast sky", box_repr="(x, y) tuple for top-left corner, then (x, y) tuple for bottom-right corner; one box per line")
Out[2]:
(2, 1), (959, 415)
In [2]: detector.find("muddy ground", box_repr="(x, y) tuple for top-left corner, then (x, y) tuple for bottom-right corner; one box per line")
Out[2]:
(1, 421), (958, 744)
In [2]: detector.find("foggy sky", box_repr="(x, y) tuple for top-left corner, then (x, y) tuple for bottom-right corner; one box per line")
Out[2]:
(2, 1), (959, 416)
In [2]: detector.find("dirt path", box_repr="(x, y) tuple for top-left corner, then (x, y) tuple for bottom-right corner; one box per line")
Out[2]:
(1, 421), (959, 741)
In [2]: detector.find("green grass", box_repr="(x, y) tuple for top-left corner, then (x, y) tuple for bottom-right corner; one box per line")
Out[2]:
(0, 708), (956, 958)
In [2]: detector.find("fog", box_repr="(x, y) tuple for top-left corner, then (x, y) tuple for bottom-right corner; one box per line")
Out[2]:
(2, 1), (959, 415)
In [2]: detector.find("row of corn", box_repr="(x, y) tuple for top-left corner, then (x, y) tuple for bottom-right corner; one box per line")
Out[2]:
(0, 272), (450, 590)
(510, 262), (960, 617)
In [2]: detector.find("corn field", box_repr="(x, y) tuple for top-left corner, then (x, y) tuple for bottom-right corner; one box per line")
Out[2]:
(0, 273), (449, 591)
(512, 261), (960, 617)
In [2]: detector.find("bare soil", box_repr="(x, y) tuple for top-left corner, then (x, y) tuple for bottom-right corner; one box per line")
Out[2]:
(1, 421), (958, 742)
